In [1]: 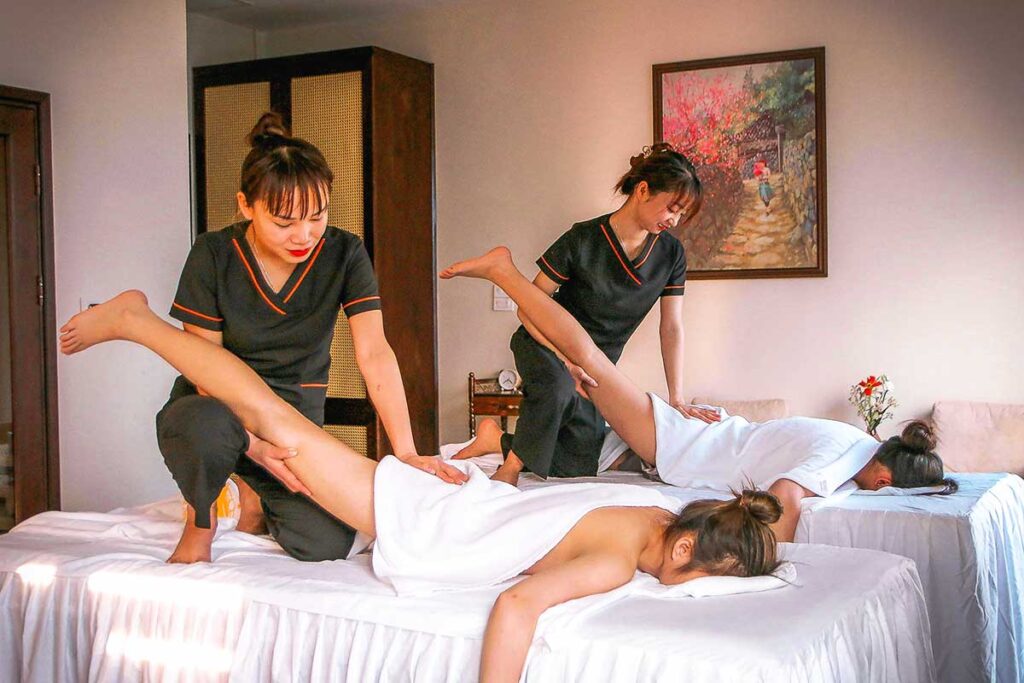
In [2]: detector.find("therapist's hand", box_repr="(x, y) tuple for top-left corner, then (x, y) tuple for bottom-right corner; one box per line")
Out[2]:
(565, 361), (598, 399)
(399, 454), (469, 485)
(244, 430), (313, 496)
(671, 402), (721, 423)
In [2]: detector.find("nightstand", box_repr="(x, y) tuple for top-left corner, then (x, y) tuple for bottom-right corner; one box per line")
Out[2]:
(468, 372), (523, 437)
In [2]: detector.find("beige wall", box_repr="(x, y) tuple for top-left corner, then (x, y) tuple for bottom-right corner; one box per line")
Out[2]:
(0, 0), (192, 510)
(187, 13), (264, 69)
(186, 13), (265, 229)
(253, 0), (1024, 445)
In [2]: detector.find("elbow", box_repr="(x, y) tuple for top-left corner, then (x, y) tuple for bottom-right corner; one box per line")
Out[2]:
(494, 588), (545, 621)
(768, 479), (809, 513)
(659, 322), (683, 342)
(354, 342), (394, 370)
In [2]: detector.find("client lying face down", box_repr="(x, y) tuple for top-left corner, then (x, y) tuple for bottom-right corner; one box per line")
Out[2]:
(59, 290), (783, 683)
(853, 421), (953, 491)
(626, 413), (956, 542)
(439, 246), (956, 543)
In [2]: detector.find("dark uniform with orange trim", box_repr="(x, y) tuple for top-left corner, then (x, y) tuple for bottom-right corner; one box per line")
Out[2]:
(157, 222), (380, 561)
(502, 214), (687, 477)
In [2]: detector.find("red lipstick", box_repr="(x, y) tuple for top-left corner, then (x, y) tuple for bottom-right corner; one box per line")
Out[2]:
(288, 248), (312, 257)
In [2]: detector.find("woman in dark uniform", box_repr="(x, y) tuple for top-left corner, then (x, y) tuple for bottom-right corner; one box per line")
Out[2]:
(160, 113), (464, 563)
(456, 144), (720, 485)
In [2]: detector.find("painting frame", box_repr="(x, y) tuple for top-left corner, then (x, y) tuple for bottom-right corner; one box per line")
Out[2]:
(653, 47), (827, 279)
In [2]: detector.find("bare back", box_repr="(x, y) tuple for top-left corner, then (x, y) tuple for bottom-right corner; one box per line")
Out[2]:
(525, 506), (665, 575)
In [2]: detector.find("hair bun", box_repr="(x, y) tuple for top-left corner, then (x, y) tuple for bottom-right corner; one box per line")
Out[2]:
(737, 489), (783, 525)
(900, 420), (937, 453)
(246, 111), (290, 147)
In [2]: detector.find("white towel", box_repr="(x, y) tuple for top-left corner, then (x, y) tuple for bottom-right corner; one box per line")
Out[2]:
(650, 394), (880, 498)
(535, 561), (797, 650)
(851, 484), (953, 496)
(801, 481), (955, 514)
(371, 455), (680, 596)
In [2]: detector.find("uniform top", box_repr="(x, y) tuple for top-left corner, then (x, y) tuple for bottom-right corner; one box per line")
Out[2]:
(170, 222), (380, 393)
(534, 214), (686, 363)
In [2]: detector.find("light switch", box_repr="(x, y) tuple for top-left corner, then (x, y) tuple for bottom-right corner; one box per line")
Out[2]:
(492, 285), (517, 312)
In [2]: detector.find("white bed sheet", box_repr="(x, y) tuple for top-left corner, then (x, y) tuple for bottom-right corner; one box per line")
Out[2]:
(0, 499), (934, 682)
(507, 463), (1024, 683)
(798, 472), (1024, 683)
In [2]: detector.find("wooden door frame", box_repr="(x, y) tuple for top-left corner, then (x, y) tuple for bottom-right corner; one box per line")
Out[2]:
(0, 84), (60, 516)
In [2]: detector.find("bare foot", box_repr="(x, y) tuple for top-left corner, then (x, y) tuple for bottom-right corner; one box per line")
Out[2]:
(491, 462), (521, 486)
(439, 246), (514, 281)
(168, 504), (216, 564)
(454, 418), (504, 460)
(490, 450), (523, 486)
(59, 290), (150, 355)
(234, 477), (268, 535)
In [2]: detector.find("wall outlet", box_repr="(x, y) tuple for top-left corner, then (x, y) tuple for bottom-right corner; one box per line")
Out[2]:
(492, 285), (517, 312)
(78, 297), (101, 312)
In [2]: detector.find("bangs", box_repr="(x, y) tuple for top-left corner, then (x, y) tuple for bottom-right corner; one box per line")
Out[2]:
(260, 166), (331, 220)
(245, 143), (334, 220)
(670, 180), (704, 223)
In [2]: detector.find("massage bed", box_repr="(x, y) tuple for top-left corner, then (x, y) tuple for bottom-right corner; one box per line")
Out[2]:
(1, 494), (933, 682)
(483, 449), (1024, 683)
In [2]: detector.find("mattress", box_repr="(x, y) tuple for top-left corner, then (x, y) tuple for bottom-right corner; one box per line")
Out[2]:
(0, 497), (934, 682)
(509, 462), (1024, 683)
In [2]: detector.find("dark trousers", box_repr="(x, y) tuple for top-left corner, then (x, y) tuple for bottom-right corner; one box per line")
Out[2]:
(155, 376), (356, 561)
(501, 327), (607, 478)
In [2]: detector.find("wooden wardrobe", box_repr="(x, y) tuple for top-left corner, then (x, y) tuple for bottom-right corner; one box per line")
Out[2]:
(192, 47), (437, 459)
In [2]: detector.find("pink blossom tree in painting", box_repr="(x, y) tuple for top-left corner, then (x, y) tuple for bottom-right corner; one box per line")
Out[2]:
(660, 55), (820, 274)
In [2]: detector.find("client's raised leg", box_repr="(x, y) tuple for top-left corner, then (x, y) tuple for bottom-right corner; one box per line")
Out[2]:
(60, 291), (377, 536)
(442, 249), (657, 462)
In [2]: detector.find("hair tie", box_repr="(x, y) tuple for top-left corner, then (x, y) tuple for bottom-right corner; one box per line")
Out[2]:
(253, 132), (289, 149)
(631, 142), (677, 168)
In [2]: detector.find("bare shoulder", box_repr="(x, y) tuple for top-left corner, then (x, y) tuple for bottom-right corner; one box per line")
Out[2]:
(576, 506), (664, 544)
(527, 506), (657, 575)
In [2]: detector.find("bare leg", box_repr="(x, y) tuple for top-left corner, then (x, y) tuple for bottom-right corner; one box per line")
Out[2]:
(168, 503), (216, 564)
(234, 477), (268, 535)
(492, 451), (524, 485)
(453, 418), (503, 459)
(453, 418), (524, 484)
(441, 249), (656, 462)
(60, 291), (377, 536)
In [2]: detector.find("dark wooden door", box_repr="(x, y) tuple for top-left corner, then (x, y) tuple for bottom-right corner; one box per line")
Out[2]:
(0, 86), (59, 528)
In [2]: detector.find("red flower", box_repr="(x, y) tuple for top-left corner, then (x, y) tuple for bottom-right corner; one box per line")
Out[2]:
(858, 376), (882, 396)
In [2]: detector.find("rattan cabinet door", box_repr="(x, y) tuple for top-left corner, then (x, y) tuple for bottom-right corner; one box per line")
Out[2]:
(202, 82), (271, 231)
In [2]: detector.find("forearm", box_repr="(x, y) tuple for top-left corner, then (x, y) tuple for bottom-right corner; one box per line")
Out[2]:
(660, 324), (686, 403)
(358, 346), (417, 457)
(480, 598), (540, 683)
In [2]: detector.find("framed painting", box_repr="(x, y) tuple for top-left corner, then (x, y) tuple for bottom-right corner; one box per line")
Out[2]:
(654, 47), (827, 279)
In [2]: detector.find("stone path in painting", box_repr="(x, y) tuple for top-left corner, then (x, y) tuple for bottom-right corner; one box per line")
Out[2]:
(710, 179), (812, 270)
